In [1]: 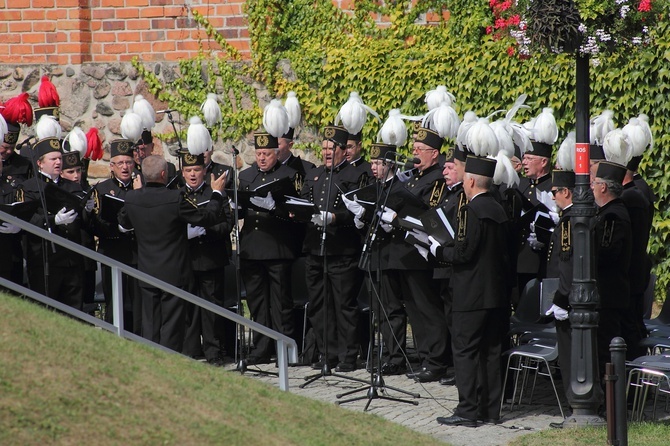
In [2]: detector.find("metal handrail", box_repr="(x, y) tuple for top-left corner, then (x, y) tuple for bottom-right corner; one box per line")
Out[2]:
(0, 210), (298, 391)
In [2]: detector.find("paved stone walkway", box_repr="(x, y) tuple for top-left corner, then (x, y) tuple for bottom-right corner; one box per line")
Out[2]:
(231, 361), (566, 446)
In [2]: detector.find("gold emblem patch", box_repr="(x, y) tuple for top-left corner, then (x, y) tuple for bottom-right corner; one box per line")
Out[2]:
(49, 139), (60, 149)
(65, 153), (78, 165)
(118, 141), (131, 154)
(444, 147), (454, 160)
(417, 129), (427, 141)
(256, 135), (269, 147)
(324, 128), (336, 139)
(184, 153), (197, 165)
(370, 146), (380, 159)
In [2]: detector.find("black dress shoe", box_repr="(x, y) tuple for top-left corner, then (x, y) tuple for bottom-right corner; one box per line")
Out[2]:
(206, 356), (226, 367)
(413, 367), (445, 383)
(436, 415), (477, 428)
(335, 362), (356, 373)
(311, 357), (337, 370)
(439, 374), (456, 386)
(246, 355), (272, 365)
(478, 418), (501, 425)
(381, 363), (406, 375)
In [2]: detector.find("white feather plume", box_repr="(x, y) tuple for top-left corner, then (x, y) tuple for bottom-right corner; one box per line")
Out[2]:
(121, 109), (144, 142)
(590, 110), (615, 145)
(490, 120), (515, 158)
(493, 152), (520, 187)
(262, 99), (290, 138)
(187, 116), (212, 155)
(504, 94), (530, 122)
(637, 113), (653, 150)
(622, 118), (649, 157)
(379, 109), (408, 147)
(465, 118), (499, 157)
(510, 122), (531, 157)
(425, 85), (455, 110)
(133, 95), (156, 130)
(602, 128), (633, 166)
(530, 107), (558, 144)
(0, 113), (7, 144)
(62, 126), (87, 156)
(284, 91), (301, 129)
(35, 115), (62, 140)
(557, 131), (575, 171)
(456, 111), (478, 149)
(334, 92), (380, 135)
(423, 102), (460, 139)
(200, 93), (222, 127)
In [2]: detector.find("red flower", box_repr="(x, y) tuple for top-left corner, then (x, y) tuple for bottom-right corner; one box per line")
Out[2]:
(639, 0), (652, 12)
(507, 46), (516, 57)
(494, 18), (507, 29)
(486, 26), (493, 35)
(490, 0), (498, 7)
(507, 14), (520, 26)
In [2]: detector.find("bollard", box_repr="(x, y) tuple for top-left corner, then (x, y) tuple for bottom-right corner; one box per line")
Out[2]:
(610, 337), (628, 446)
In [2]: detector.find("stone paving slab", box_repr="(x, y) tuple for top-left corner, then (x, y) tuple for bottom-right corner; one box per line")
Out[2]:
(229, 363), (566, 446)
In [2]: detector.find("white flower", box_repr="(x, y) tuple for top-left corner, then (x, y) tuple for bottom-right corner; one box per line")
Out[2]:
(578, 23), (587, 33)
(620, 5), (630, 18)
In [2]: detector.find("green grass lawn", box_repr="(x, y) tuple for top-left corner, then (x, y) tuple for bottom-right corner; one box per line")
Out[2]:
(0, 293), (442, 446)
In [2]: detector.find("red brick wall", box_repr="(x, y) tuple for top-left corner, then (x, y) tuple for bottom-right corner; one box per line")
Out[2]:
(0, 0), (250, 64)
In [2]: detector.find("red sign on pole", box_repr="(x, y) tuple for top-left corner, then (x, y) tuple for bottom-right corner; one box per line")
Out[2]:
(575, 142), (590, 175)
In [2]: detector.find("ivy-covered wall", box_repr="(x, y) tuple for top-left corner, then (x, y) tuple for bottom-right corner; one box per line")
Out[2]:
(135, 0), (670, 299)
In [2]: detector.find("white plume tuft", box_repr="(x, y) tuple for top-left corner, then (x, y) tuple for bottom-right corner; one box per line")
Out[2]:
(456, 111), (478, 149)
(637, 113), (653, 150)
(556, 131), (575, 171)
(63, 126), (87, 156)
(35, 115), (62, 140)
(121, 109), (144, 142)
(590, 110), (615, 145)
(493, 152), (519, 187)
(423, 102), (460, 139)
(133, 95), (156, 130)
(186, 116), (212, 155)
(425, 85), (455, 110)
(510, 122), (531, 157)
(465, 118), (499, 157)
(490, 120), (515, 158)
(284, 91), (301, 129)
(0, 113), (7, 144)
(200, 93), (222, 127)
(602, 129), (633, 166)
(504, 94), (530, 122)
(379, 109), (407, 147)
(622, 118), (649, 157)
(335, 92), (380, 135)
(262, 99), (290, 138)
(529, 107), (558, 144)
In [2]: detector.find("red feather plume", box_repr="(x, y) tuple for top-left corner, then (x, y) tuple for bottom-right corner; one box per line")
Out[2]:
(38, 75), (60, 108)
(1, 92), (33, 126)
(85, 127), (103, 161)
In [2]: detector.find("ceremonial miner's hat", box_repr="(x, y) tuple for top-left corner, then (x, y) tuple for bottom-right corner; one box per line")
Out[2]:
(254, 131), (279, 150)
(465, 155), (496, 178)
(61, 150), (83, 169)
(595, 161), (626, 184)
(370, 143), (395, 160)
(552, 170), (575, 189)
(33, 137), (62, 159)
(322, 125), (348, 148)
(110, 139), (135, 158)
(414, 127), (443, 151)
(180, 150), (205, 167)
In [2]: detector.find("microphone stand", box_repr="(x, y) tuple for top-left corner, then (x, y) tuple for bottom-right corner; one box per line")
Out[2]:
(337, 161), (419, 409)
(300, 148), (368, 389)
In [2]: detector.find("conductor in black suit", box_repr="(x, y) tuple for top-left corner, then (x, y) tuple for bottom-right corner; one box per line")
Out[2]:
(118, 155), (227, 352)
(434, 156), (512, 427)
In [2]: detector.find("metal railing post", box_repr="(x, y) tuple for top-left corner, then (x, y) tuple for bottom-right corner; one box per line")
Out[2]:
(611, 337), (628, 446)
(111, 266), (124, 337)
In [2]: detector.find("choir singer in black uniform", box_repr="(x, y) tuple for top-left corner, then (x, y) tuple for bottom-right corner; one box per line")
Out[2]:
(118, 155), (228, 352)
(433, 156), (512, 427)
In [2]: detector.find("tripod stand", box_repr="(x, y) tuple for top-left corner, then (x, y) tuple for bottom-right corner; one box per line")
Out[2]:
(336, 166), (419, 409)
(300, 149), (368, 389)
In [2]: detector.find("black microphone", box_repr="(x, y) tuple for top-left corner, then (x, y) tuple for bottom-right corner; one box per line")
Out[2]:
(15, 136), (35, 151)
(156, 109), (177, 114)
(231, 145), (240, 156)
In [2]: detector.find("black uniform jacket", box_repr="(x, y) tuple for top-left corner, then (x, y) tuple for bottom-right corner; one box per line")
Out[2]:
(437, 192), (511, 312)
(238, 162), (303, 260)
(546, 205), (573, 310)
(92, 176), (137, 265)
(593, 198), (632, 310)
(118, 182), (225, 287)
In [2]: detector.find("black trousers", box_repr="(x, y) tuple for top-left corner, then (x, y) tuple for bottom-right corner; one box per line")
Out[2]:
(183, 268), (227, 360)
(377, 270), (408, 366)
(452, 307), (509, 421)
(305, 254), (361, 364)
(555, 318), (572, 399)
(241, 259), (295, 358)
(29, 265), (83, 311)
(139, 283), (185, 353)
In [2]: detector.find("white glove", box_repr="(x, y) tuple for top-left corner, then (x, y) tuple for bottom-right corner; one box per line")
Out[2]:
(408, 228), (429, 245)
(414, 244), (429, 261)
(379, 206), (397, 224)
(84, 198), (95, 213)
(546, 304), (569, 321)
(342, 194), (365, 219)
(249, 192), (276, 211)
(55, 207), (77, 226)
(354, 216), (365, 230)
(187, 224), (206, 240)
(527, 232), (545, 250)
(311, 211), (334, 227)
(380, 222), (393, 233)
(118, 224), (134, 234)
(428, 235), (441, 257)
(0, 222), (21, 234)
(396, 170), (412, 183)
